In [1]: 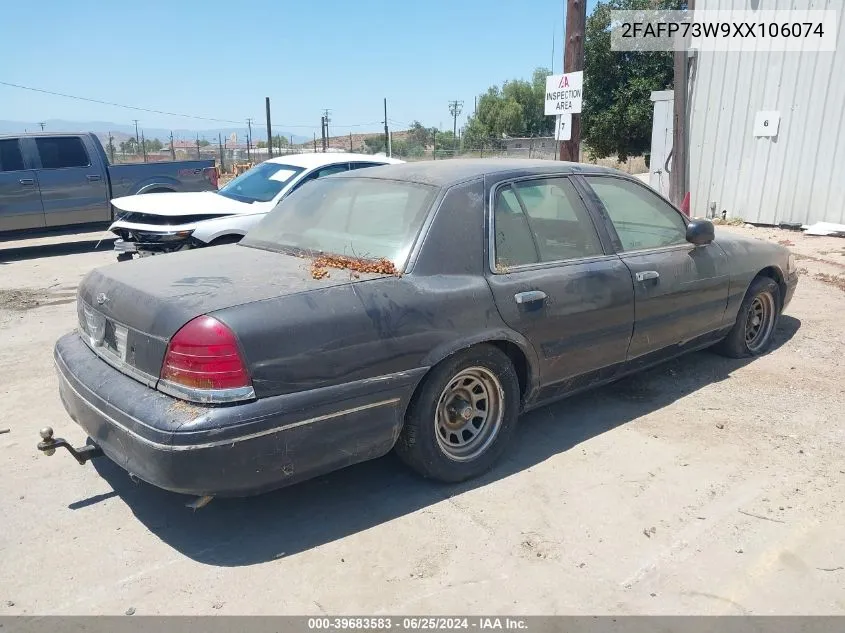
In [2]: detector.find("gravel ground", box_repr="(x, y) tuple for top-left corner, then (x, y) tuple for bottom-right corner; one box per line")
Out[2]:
(0, 226), (843, 616)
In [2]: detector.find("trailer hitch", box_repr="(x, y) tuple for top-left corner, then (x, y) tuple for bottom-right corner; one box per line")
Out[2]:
(37, 427), (103, 465)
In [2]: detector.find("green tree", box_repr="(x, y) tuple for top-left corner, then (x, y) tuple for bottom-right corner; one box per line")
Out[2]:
(143, 138), (163, 152)
(462, 67), (554, 149)
(256, 140), (267, 148)
(433, 130), (458, 158)
(582, 0), (681, 160)
(198, 139), (211, 147)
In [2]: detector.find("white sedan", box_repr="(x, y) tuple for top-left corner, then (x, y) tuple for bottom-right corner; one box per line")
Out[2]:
(108, 152), (403, 260)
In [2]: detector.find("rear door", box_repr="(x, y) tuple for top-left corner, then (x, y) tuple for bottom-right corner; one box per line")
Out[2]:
(32, 135), (110, 227)
(0, 138), (45, 231)
(485, 175), (635, 400)
(580, 175), (729, 365)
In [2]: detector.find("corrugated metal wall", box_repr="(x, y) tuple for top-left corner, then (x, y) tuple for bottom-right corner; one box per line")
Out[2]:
(689, 0), (845, 225)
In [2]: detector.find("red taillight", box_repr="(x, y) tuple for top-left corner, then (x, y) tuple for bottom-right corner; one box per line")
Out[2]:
(204, 166), (219, 189)
(161, 316), (251, 392)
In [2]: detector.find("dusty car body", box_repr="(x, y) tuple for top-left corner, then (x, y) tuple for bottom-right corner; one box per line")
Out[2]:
(43, 160), (798, 498)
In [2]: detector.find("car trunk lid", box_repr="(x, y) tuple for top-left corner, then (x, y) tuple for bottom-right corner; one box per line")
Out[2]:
(76, 245), (385, 381)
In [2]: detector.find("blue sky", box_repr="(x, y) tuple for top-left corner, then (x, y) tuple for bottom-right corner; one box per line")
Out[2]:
(0, 0), (598, 138)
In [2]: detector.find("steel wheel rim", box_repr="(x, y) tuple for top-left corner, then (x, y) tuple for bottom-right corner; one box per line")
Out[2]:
(435, 366), (504, 462)
(745, 291), (776, 352)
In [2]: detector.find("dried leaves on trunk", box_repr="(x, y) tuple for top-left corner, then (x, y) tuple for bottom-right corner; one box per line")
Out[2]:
(309, 254), (399, 280)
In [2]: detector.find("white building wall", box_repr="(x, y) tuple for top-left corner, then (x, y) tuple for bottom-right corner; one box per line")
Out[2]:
(689, 0), (845, 225)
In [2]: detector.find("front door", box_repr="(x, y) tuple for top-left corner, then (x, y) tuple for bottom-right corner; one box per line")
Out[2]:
(0, 138), (45, 231)
(31, 136), (110, 227)
(581, 175), (729, 364)
(485, 175), (635, 399)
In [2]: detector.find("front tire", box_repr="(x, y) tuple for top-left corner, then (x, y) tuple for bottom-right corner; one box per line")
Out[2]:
(395, 344), (520, 482)
(714, 276), (781, 358)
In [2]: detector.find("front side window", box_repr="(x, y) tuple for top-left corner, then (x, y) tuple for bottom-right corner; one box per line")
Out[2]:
(584, 176), (687, 251)
(0, 139), (24, 172)
(493, 177), (604, 268)
(242, 177), (437, 267)
(315, 164), (349, 178)
(217, 162), (305, 203)
(35, 137), (90, 169)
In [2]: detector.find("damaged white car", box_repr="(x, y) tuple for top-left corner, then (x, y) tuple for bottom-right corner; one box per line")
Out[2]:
(108, 152), (402, 260)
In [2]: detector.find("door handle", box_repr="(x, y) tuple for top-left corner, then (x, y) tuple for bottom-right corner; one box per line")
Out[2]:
(86, 174), (101, 182)
(514, 290), (547, 305)
(635, 270), (660, 282)
(19, 178), (34, 186)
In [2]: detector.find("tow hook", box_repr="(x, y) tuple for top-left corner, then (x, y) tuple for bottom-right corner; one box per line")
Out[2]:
(37, 426), (103, 465)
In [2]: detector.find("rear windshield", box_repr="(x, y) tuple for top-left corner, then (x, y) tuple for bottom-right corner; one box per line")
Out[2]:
(241, 177), (438, 267)
(217, 162), (304, 203)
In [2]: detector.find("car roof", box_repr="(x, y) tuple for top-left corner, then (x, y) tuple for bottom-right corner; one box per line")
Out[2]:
(331, 158), (622, 187)
(264, 152), (403, 169)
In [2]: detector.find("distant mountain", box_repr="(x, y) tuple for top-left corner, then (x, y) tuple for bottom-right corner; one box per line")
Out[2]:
(0, 120), (310, 145)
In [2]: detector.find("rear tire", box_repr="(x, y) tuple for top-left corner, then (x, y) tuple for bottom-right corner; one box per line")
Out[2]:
(395, 344), (520, 483)
(714, 276), (780, 358)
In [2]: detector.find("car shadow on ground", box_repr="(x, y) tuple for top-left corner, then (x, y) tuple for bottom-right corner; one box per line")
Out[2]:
(0, 239), (114, 264)
(87, 315), (801, 567)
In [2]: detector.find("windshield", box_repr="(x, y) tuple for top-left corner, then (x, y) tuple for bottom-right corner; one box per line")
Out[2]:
(217, 162), (304, 203)
(241, 177), (438, 267)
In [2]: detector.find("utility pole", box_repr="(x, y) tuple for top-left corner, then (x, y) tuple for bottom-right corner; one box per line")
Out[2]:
(349, 132), (353, 152)
(383, 98), (389, 156)
(38, 122), (46, 131)
(670, 0), (694, 207)
(320, 116), (327, 152)
(170, 131), (176, 160)
(196, 134), (201, 159)
(246, 118), (253, 162)
(141, 131), (147, 162)
(133, 120), (140, 149)
(559, 0), (586, 162)
(265, 97), (273, 158)
(322, 109), (331, 143)
(218, 133), (225, 173)
(448, 100), (463, 138)
(313, 132), (317, 153)
(107, 133), (115, 163)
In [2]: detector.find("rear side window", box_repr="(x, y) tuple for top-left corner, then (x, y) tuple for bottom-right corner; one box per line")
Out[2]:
(0, 139), (25, 172)
(512, 178), (604, 262)
(350, 161), (385, 170)
(35, 137), (90, 169)
(493, 177), (604, 268)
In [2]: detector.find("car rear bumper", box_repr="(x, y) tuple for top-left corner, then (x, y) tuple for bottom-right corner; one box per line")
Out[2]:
(54, 332), (421, 497)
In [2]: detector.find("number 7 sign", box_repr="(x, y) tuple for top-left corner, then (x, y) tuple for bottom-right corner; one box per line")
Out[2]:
(555, 114), (572, 141)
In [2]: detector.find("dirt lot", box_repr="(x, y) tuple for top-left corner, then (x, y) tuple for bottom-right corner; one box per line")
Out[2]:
(0, 225), (843, 615)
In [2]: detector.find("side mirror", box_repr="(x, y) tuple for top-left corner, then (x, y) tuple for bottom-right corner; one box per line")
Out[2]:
(686, 219), (715, 245)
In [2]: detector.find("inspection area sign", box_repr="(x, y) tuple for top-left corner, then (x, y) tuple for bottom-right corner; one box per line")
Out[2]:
(545, 71), (583, 115)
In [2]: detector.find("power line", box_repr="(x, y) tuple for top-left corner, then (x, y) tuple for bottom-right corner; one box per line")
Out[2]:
(0, 80), (244, 124)
(0, 79), (391, 132)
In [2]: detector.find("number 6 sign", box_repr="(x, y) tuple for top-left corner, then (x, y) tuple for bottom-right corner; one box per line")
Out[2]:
(753, 111), (781, 137)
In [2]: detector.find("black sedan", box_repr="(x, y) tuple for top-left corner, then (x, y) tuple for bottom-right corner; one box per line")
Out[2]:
(42, 160), (798, 498)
